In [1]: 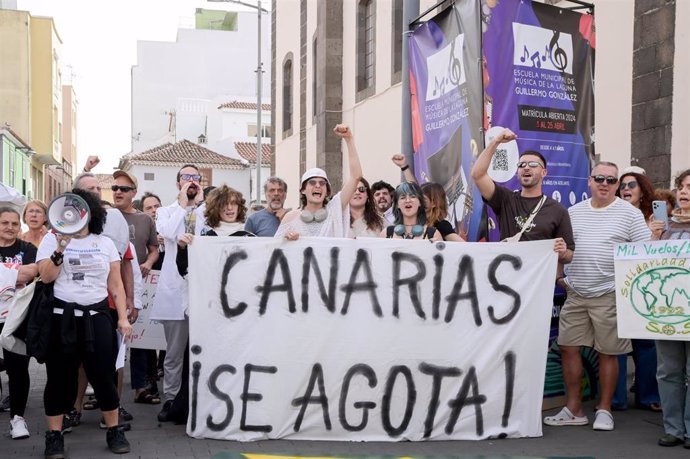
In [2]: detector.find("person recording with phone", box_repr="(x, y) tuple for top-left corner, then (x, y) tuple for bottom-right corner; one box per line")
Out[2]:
(37, 188), (133, 457)
(149, 165), (204, 423)
(612, 169), (663, 412)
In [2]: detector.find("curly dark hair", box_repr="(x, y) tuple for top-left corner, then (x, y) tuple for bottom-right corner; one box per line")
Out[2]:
(392, 181), (428, 226)
(350, 177), (383, 232)
(615, 172), (655, 219)
(675, 169), (690, 189)
(70, 188), (107, 235)
(204, 185), (247, 227)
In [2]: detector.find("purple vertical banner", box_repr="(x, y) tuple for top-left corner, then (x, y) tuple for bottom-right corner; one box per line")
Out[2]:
(408, 1), (484, 241)
(482, 0), (595, 240)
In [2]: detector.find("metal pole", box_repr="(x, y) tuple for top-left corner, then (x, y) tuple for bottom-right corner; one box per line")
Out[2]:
(401, 0), (420, 174)
(255, 0), (262, 207)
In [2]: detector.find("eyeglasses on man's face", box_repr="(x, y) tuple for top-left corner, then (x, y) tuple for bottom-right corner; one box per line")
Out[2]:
(517, 161), (544, 169)
(591, 175), (618, 185)
(619, 181), (638, 191)
(111, 185), (136, 193)
(180, 173), (201, 182)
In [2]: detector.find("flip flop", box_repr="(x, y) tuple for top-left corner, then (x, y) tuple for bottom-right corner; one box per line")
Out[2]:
(544, 407), (589, 426)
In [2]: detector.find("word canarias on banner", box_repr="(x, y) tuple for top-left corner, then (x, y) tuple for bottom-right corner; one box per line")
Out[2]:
(187, 237), (558, 441)
(615, 240), (690, 341)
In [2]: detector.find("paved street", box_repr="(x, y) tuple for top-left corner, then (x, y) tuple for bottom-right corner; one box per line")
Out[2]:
(0, 360), (687, 459)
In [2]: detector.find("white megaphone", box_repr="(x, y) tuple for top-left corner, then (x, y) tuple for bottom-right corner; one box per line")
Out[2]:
(47, 193), (91, 235)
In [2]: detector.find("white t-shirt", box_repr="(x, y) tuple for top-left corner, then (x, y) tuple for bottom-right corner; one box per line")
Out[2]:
(274, 193), (349, 238)
(37, 233), (120, 305)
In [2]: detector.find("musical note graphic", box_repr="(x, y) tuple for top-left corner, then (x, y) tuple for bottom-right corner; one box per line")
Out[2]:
(519, 45), (542, 68)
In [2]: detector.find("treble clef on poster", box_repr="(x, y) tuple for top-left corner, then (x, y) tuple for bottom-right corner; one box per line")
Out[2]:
(447, 38), (463, 86)
(547, 30), (568, 72)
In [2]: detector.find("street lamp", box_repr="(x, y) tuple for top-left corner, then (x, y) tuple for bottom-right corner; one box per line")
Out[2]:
(210, 0), (269, 207)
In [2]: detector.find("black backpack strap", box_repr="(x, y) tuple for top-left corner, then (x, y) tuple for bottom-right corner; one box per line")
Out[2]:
(386, 226), (394, 238)
(425, 226), (437, 241)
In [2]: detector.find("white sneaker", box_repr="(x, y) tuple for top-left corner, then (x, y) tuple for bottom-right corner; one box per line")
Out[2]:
(85, 384), (95, 396)
(10, 415), (30, 439)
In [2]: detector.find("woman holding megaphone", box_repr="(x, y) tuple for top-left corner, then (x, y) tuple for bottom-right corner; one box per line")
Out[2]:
(36, 188), (133, 458)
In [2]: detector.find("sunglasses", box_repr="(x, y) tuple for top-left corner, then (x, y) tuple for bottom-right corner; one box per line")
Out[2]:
(111, 185), (136, 193)
(619, 181), (638, 191)
(307, 179), (327, 187)
(356, 186), (367, 193)
(591, 175), (618, 185)
(180, 173), (201, 181)
(517, 161), (544, 169)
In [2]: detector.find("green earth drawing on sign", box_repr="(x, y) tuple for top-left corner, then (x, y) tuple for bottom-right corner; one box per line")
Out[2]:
(630, 267), (690, 329)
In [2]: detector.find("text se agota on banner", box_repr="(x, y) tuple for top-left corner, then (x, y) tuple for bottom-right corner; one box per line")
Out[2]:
(189, 350), (517, 439)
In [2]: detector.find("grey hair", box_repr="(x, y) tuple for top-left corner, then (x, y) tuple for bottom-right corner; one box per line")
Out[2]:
(73, 172), (97, 190)
(592, 161), (618, 172)
(263, 176), (287, 193)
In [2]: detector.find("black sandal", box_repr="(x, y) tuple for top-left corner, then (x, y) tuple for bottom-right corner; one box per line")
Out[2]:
(134, 390), (161, 405)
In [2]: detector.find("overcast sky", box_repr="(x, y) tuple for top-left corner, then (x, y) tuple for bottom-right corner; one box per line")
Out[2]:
(17, 0), (256, 173)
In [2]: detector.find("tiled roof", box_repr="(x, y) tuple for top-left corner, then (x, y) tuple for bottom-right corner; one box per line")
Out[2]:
(235, 141), (272, 165)
(94, 174), (115, 188)
(124, 140), (246, 169)
(218, 100), (272, 111)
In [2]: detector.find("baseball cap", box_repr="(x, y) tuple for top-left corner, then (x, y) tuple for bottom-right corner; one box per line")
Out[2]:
(113, 170), (138, 188)
(301, 168), (329, 187)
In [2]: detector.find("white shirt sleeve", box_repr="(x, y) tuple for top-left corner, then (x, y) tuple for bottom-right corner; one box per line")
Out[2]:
(36, 232), (58, 262)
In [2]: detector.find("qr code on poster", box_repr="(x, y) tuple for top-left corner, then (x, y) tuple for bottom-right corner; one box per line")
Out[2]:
(493, 149), (509, 171)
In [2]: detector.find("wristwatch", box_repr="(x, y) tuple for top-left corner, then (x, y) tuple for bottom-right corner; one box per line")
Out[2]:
(50, 250), (64, 266)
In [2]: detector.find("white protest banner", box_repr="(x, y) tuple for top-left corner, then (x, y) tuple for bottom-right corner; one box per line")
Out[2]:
(187, 237), (557, 441)
(130, 270), (167, 350)
(614, 240), (690, 340)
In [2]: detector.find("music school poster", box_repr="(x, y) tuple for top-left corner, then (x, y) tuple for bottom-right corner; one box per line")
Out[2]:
(408, 1), (484, 242)
(482, 0), (595, 239)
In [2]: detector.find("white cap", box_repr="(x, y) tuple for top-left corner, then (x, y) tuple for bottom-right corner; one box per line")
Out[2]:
(301, 168), (329, 186)
(621, 165), (646, 176)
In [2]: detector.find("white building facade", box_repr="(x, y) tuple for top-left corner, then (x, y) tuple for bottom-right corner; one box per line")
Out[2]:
(272, 0), (690, 207)
(131, 7), (271, 203)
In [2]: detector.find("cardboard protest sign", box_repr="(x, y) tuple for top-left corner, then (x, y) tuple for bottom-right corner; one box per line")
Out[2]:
(615, 240), (690, 340)
(130, 270), (167, 350)
(187, 237), (557, 441)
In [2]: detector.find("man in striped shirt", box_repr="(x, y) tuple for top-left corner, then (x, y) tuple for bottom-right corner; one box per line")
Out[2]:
(544, 161), (651, 432)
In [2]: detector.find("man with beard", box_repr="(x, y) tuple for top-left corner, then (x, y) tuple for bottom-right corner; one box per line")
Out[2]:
(150, 164), (204, 422)
(244, 177), (288, 236)
(471, 128), (573, 262)
(371, 180), (395, 225)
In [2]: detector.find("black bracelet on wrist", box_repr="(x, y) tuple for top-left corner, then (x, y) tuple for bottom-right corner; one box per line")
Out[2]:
(400, 165), (409, 171)
(50, 250), (64, 266)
